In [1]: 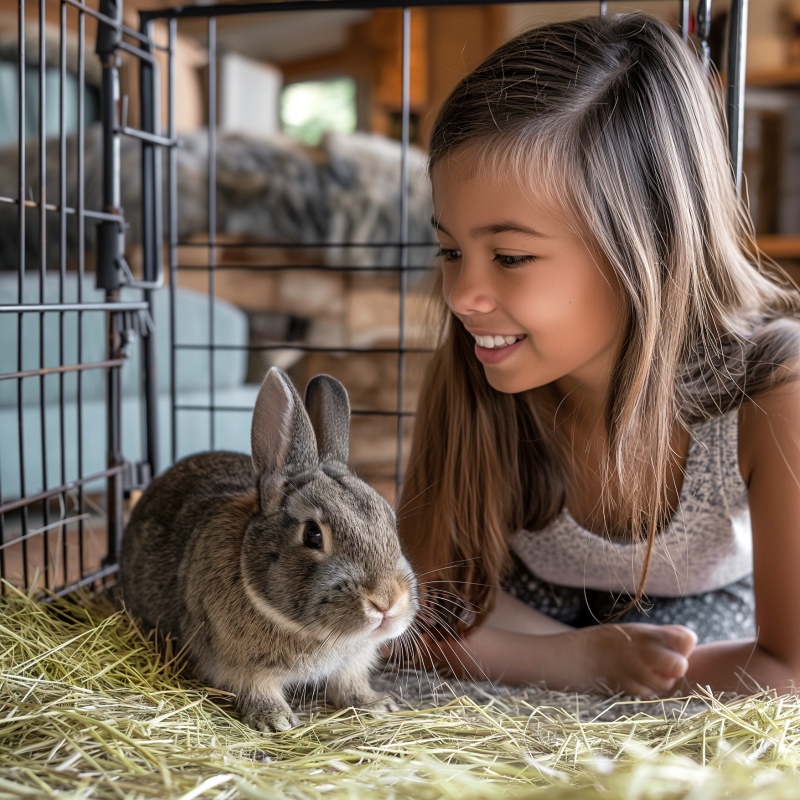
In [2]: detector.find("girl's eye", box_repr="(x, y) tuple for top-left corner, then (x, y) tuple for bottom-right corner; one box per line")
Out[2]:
(436, 247), (461, 262)
(493, 254), (536, 268)
(303, 522), (323, 549)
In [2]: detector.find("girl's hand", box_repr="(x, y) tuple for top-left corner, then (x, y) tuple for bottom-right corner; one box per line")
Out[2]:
(573, 622), (697, 698)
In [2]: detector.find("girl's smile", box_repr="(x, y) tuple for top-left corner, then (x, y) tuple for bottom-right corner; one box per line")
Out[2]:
(469, 332), (527, 364)
(432, 157), (627, 402)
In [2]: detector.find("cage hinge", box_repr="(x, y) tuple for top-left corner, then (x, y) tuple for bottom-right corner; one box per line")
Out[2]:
(96, 220), (127, 291)
(96, 0), (123, 58)
(113, 307), (155, 358)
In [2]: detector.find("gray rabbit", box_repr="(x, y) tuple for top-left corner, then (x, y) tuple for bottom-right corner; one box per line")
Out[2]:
(120, 368), (418, 731)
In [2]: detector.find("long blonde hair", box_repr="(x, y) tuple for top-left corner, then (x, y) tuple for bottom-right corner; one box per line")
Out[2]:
(399, 12), (800, 637)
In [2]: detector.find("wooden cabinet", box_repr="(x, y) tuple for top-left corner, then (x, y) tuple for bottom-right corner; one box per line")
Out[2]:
(744, 67), (800, 284)
(746, 67), (800, 252)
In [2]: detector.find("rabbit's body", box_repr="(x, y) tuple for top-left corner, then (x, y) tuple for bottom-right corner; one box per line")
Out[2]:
(121, 370), (417, 731)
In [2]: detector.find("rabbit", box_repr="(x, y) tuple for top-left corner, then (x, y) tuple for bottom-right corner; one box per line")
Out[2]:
(120, 367), (418, 732)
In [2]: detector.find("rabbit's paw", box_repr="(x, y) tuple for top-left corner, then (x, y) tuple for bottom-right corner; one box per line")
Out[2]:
(351, 690), (400, 714)
(329, 672), (400, 715)
(366, 694), (400, 714)
(241, 697), (300, 733)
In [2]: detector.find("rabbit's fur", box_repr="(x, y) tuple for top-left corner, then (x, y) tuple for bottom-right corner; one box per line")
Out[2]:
(121, 368), (418, 731)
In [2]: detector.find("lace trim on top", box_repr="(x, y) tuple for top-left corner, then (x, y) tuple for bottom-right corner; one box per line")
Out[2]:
(509, 410), (751, 597)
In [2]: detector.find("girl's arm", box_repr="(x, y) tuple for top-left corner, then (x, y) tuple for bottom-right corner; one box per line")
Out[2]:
(484, 589), (572, 634)
(429, 588), (696, 697)
(684, 375), (800, 692)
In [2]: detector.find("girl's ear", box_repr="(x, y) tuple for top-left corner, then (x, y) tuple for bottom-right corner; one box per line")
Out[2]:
(251, 367), (318, 475)
(304, 374), (350, 465)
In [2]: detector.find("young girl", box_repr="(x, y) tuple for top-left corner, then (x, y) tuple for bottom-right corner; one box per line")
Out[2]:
(398, 11), (800, 699)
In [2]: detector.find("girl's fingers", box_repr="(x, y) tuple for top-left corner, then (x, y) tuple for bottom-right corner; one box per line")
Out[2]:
(659, 624), (698, 656)
(629, 661), (681, 697)
(620, 676), (668, 700)
(652, 650), (690, 680)
(623, 626), (693, 695)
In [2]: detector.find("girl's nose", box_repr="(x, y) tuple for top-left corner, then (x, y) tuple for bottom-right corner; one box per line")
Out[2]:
(444, 261), (495, 316)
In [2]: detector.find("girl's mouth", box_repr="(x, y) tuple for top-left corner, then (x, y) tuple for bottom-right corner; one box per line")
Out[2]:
(471, 333), (527, 365)
(471, 334), (525, 350)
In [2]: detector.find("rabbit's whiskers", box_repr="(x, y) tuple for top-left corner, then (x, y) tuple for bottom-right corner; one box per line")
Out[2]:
(411, 613), (492, 688)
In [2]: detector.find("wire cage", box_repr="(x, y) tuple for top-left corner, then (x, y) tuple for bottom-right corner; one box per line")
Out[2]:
(0, 0), (155, 595)
(0, 0), (748, 597)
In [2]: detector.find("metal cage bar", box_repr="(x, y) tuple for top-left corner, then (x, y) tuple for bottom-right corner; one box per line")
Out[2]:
(394, 7), (412, 492)
(15, 0), (29, 583)
(207, 17), (217, 454)
(727, 0), (749, 192)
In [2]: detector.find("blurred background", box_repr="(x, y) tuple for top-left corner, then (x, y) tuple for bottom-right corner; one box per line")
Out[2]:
(1, 0), (798, 592)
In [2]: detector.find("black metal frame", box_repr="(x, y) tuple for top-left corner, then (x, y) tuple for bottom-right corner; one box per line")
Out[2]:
(0, 0), (748, 595)
(0, 1), (156, 594)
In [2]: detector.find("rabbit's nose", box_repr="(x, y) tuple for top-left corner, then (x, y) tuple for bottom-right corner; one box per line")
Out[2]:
(370, 599), (390, 614)
(366, 599), (390, 621)
(364, 598), (395, 629)
(365, 590), (414, 633)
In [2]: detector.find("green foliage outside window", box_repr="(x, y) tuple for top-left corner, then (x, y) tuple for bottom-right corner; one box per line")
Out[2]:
(281, 77), (356, 146)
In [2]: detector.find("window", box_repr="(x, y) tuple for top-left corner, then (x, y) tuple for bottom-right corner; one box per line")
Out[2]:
(280, 77), (356, 146)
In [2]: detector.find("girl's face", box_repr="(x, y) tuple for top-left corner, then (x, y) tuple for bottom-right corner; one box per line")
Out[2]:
(432, 156), (627, 402)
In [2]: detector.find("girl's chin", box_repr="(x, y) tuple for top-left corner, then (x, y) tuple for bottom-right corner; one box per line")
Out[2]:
(475, 338), (542, 393)
(482, 366), (545, 395)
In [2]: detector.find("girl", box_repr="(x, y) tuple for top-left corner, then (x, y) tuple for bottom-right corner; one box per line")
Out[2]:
(399, 12), (800, 699)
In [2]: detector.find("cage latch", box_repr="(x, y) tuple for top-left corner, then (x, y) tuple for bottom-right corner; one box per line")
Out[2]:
(123, 460), (152, 497)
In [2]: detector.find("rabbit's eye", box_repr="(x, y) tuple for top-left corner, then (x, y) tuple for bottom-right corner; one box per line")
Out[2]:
(303, 522), (323, 549)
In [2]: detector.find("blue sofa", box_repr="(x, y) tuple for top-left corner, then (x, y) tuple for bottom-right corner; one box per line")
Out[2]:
(0, 273), (260, 502)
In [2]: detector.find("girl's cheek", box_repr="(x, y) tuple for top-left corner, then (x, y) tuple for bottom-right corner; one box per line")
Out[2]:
(440, 266), (458, 309)
(441, 278), (452, 309)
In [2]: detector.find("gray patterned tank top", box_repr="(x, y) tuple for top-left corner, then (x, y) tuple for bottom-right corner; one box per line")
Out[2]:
(509, 410), (751, 597)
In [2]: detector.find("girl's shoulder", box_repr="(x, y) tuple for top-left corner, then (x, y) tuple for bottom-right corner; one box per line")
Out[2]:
(738, 315), (800, 487)
(736, 317), (800, 652)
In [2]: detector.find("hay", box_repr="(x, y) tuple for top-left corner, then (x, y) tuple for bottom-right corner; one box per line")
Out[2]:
(2, 584), (800, 799)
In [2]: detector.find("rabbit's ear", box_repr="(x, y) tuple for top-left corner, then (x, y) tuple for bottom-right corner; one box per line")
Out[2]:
(305, 374), (350, 464)
(251, 368), (318, 475)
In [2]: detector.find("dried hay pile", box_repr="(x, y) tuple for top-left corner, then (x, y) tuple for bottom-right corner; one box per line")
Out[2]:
(2, 584), (800, 799)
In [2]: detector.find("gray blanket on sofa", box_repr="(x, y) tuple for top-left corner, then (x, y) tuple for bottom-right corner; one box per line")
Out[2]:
(0, 126), (435, 272)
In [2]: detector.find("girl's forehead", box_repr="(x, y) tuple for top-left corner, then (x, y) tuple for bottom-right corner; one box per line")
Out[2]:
(431, 156), (575, 231)
(431, 152), (505, 190)
(432, 159), (523, 205)
(432, 149), (571, 206)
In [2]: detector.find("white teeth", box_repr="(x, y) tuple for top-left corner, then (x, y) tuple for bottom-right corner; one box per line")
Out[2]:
(473, 334), (522, 349)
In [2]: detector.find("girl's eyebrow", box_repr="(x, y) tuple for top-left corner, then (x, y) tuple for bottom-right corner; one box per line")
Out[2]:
(431, 217), (451, 235)
(431, 217), (552, 239)
(473, 222), (552, 238)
